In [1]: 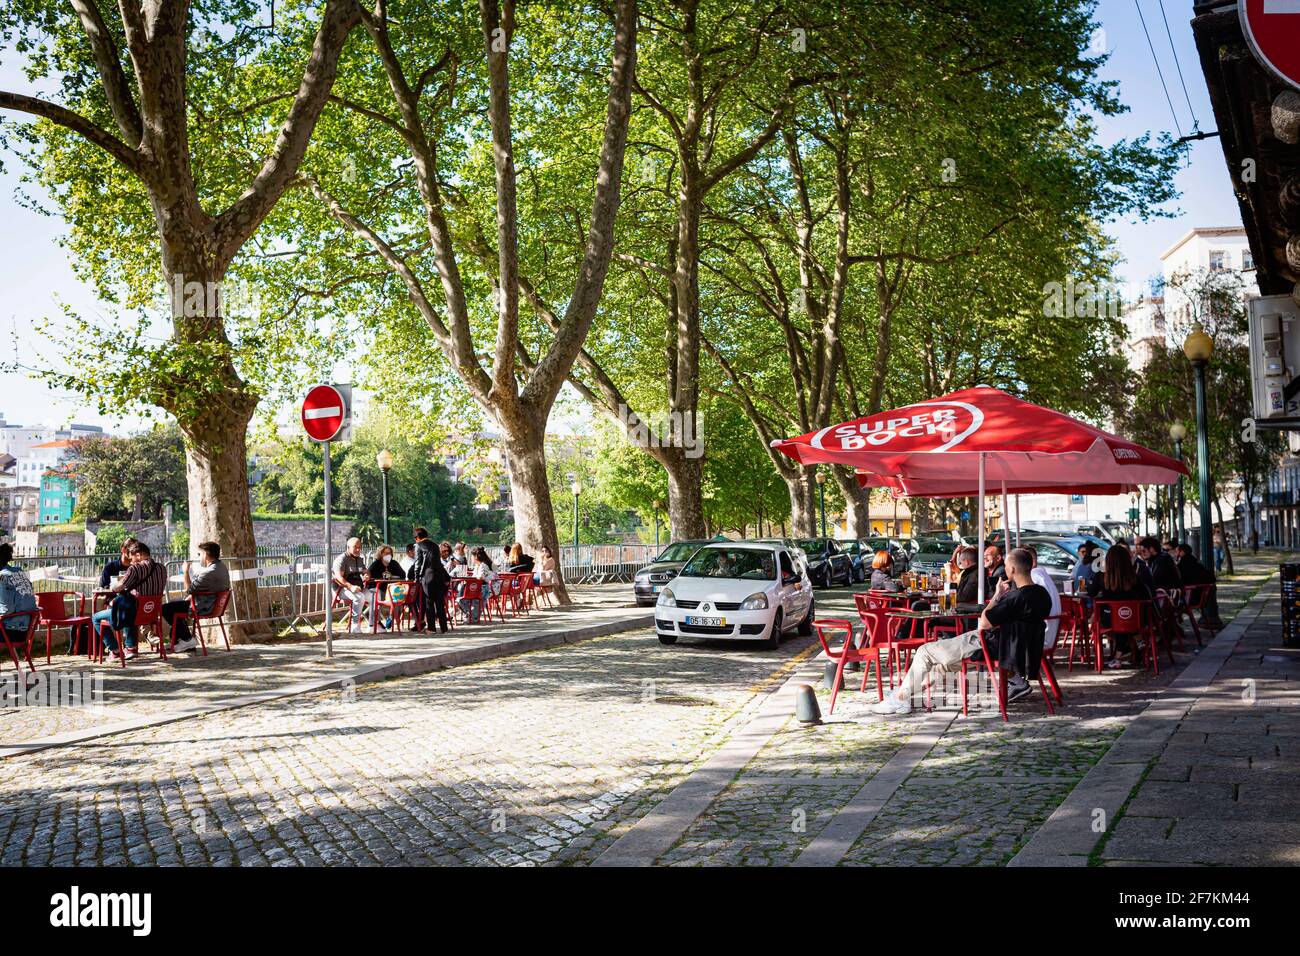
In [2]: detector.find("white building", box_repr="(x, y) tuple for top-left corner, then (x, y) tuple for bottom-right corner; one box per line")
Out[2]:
(1016, 227), (1259, 542)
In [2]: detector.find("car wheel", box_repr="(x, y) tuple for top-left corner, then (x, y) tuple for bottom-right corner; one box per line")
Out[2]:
(658, 634), (677, 645)
(797, 598), (814, 636)
(765, 610), (783, 649)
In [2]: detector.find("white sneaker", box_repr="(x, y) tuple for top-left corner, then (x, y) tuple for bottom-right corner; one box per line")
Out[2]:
(871, 694), (912, 716)
(172, 638), (198, 653)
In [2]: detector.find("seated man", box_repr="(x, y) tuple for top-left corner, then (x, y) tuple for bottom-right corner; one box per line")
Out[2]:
(333, 536), (375, 629)
(98, 537), (139, 589)
(0, 543), (38, 649)
(873, 547), (1052, 715)
(983, 544), (1006, 595)
(94, 542), (166, 659)
(954, 546), (980, 604)
(162, 541), (231, 652)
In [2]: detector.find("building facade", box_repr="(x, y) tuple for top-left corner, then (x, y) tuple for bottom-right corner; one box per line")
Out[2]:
(38, 470), (78, 525)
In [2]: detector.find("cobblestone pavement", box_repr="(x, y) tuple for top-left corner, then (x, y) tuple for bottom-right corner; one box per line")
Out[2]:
(0, 553), (1285, 867)
(0, 585), (643, 750)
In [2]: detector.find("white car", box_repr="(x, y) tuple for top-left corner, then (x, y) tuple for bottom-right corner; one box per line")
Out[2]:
(655, 542), (815, 649)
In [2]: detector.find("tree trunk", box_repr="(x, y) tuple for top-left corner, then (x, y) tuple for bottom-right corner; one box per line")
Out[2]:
(182, 403), (262, 640)
(787, 471), (818, 537)
(833, 468), (871, 537)
(499, 410), (571, 604)
(664, 451), (707, 540)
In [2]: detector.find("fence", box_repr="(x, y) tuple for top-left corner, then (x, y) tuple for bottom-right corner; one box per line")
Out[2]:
(19, 543), (666, 635)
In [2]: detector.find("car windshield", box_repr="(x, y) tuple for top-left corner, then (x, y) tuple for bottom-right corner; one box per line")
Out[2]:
(841, 540), (863, 554)
(914, 538), (952, 555)
(795, 540), (826, 556)
(655, 542), (702, 563)
(680, 548), (777, 580)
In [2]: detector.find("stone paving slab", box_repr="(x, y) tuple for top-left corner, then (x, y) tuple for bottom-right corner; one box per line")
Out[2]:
(0, 585), (650, 757)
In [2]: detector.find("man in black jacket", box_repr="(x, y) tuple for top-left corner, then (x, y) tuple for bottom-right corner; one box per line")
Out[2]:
(412, 527), (449, 634)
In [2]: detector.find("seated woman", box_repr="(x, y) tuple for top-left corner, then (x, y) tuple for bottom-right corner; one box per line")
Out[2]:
(1086, 542), (1153, 668)
(458, 547), (501, 622)
(869, 551), (901, 592)
(535, 546), (558, 586)
(507, 542), (534, 574)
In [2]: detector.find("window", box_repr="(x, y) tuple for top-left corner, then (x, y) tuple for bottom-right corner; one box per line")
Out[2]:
(1036, 543), (1076, 572)
(1209, 250), (1227, 272)
(1242, 249), (1254, 271)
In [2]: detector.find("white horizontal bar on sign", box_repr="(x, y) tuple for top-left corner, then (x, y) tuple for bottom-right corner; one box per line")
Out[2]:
(229, 564), (293, 582)
(303, 406), (341, 420)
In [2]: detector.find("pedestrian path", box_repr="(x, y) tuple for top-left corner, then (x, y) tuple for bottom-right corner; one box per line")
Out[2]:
(593, 551), (1291, 866)
(0, 585), (650, 758)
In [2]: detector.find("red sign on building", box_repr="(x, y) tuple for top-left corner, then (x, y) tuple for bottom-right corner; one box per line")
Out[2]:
(1241, 0), (1300, 92)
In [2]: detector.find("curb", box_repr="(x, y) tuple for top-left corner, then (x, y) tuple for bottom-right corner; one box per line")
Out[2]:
(0, 613), (654, 760)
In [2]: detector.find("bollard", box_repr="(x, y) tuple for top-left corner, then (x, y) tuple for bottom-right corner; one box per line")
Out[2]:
(823, 661), (843, 691)
(794, 683), (822, 725)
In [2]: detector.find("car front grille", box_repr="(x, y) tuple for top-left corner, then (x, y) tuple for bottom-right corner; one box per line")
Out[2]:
(674, 599), (742, 611)
(738, 623), (766, 635)
(655, 618), (676, 630)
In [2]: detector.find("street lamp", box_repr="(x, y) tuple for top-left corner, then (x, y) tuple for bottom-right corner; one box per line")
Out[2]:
(376, 449), (394, 544)
(1184, 322), (1215, 569)
(1169, 421), (1187, 543)
(653, 498), (664, 550)
(815, 470), (827, 538)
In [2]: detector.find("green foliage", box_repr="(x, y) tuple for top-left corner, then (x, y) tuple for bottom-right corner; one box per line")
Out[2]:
(71, 426), (187, 521)
(92, 523), (132, 556)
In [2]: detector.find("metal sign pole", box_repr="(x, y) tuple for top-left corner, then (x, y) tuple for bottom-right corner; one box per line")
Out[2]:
(323, 439), (334, 659)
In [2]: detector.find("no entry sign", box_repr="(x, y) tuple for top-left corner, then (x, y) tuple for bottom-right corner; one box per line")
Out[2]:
(301, 384), (348, 442)
(1241, 0), (1300, 92)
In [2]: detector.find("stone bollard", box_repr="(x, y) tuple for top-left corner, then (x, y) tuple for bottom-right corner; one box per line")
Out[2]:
(823, 660), (843, 691)
(794, 683), (822, 725)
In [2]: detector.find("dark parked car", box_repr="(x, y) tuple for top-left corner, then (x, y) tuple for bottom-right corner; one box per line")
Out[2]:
(632, 540), (714, 606)
(907, 537), (960, 577)
(795, 538), (854, 588)
(841, 538), (909, 582)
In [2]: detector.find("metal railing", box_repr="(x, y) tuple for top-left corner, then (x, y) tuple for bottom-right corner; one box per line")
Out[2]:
(18, 543), (663, 633)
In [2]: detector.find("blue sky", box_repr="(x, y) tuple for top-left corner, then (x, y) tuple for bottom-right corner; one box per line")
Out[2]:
(0, 0), (1244, 433)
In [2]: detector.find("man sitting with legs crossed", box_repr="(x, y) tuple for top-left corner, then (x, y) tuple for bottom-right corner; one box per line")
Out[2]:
(873, 547), (1052, 715)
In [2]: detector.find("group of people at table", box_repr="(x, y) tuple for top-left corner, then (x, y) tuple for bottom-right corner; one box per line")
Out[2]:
(861, 534), (1219, 716)
(331, 529), (559, 634)
(0, 536), (229, 660)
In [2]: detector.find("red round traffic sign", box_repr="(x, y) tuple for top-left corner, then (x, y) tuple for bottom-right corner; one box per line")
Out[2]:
(301, 384), (347, 442)
(1241, 0), (1300, 92)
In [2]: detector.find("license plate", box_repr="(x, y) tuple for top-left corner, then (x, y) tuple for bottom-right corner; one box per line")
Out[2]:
(652, 585), (661, 593)
(685, 615), (727, 627)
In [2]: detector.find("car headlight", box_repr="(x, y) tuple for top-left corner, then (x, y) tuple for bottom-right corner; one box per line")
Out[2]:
(658, 587), (676, 607)
(635, 573), (649, 584)
(740, 592), (768, 611)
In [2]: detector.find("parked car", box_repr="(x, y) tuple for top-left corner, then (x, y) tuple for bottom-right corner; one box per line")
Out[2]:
(632, 540), (714, 606)
(842, 537), (909, 581)
(750, 538), (813, 576)
(906, 537), (960, 577)
(794, 537), (854, 588)
(1017, 535), (1109, 590)
(866, 537), (911, 577)
(655, 541), (814, 649)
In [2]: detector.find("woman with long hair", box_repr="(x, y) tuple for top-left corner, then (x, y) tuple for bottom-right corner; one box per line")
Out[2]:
(1086, 543), (1152, 667)
(870, 551), (900, 592)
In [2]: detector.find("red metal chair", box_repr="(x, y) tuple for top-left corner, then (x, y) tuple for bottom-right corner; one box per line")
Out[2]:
(1040, 615), (1066, 705)
(814, 619), (887, 713)
(94, 596), (166, 667)
(455, 578), (486, 623)
(1092, 600), (1158, 674)
(1, 610), (38, 675)
(168, 590), (232, 654)
(484, 577), (510, 622)
(373, 580), (420, 633)
(1176, 584), (1217, 647)
(535, 571), (558, 607)
(506, 573), (530, 616)
(958, 628), (1056, 721)
(34, 591), (90, 664)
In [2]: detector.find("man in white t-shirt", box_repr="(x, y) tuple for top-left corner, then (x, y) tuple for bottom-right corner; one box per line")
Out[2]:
(1025, 548), (1061, 650)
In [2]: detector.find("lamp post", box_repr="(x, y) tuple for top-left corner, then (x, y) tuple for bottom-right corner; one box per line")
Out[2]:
(570, 477), (581, 552)
(653, 498), (664, 549)
(1184, 322), (1215, 570)
(376, 449), (393, 544)
(815, 470), (827, 537)
(1169, 421), (1186, 543)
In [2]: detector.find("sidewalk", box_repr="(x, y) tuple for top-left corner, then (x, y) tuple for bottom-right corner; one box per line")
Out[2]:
(0, 585), (651, 758)
(590, 550), (1294, 867)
